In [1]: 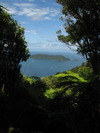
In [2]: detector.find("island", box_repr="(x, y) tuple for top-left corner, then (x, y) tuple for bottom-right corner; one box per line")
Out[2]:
(30, 54), (70, 61)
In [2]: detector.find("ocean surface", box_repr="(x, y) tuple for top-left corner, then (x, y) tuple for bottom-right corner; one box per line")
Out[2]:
(20, 51), (86, 78)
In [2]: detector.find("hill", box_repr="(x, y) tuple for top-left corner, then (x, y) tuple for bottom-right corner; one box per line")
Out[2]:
(31, 54), (70, 61)
(24, 62), (92, 100)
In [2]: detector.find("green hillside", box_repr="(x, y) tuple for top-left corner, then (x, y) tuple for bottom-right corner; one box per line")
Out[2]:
(31, 54), (70, 61)
(24, 62), (93, 100)
(41, 63), (89, 99)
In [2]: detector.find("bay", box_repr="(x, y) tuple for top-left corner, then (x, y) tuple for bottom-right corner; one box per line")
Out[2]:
(20, 51), (86, 78)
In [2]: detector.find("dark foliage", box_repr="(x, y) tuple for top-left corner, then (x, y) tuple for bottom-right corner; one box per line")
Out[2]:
(0, 6), (30, 95)
(56, 0), (100, 76)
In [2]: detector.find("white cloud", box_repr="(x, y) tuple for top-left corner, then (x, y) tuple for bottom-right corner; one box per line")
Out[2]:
(10, 3), (60, 21)
(49, 9), (60, 17)
(7, 7), (18, 14)
(5, 2), (60, 21)
(44, 16), (51, 20)
(21, 7), (59, 20)
(14, 3), (35, 7)
(17, 8), (31, 16)
(20, 21), (28, 24)
(25, 30), (37, 35)
(28, 42), (67, 49)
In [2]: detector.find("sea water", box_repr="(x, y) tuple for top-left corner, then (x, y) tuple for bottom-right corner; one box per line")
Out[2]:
(20, 51), (86, 78)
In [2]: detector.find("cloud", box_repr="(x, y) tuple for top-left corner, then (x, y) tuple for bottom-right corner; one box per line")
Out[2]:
(20, 21), (28, 24)
(7, 2), (60, 21)
(14, 3), (35, 7)
(21, 7), (59, 21)
(7, 7), (18, 14)
(44, 16), (51, 20)
(25, 30), (37, 35)
(49, 9), (60, 17)
(41, 0), (47, 3)
(4, 1), (60, 21)
(28, 41), (67, 49)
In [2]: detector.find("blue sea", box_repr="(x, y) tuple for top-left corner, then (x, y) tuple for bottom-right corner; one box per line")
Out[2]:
(20, 50), (86, 78)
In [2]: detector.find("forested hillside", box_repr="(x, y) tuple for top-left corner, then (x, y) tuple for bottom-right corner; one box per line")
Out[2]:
(31, 54), (70, 61)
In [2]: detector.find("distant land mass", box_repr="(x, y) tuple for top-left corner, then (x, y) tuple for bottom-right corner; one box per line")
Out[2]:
(31, 54), (70, 61)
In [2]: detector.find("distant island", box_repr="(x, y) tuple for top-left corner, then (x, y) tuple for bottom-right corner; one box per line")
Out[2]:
(31, 54), (70, 61)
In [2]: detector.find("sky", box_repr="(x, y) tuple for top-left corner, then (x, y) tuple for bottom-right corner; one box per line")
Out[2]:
(0, 0), (73, 52)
